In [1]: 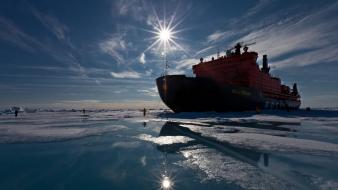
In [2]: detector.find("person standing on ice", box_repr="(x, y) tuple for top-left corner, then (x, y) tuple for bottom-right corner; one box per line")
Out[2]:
(143, 108), (147, 117)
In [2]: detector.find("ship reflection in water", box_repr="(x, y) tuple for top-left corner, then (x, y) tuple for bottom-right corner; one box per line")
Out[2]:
(153, 120), (305, 189)
(157, 121), (272, 167)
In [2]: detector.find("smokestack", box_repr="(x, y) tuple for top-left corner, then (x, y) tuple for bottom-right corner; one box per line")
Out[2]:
(263, 55), (268, 68)
(262, 55), (270, 73)
(293, 83), (298, 95)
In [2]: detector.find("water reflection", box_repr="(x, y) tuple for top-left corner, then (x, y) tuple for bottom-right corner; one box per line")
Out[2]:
(161, 176), (172, 189)
(154, 121), (296, 189)
(152, 117), (322, 190)
(157, 121), (268, 167)
(159, 154), (174, 190)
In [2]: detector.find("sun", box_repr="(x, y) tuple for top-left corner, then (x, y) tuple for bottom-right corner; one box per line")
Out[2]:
(142, 11), (188, 56)
(159, 28), (171, 42)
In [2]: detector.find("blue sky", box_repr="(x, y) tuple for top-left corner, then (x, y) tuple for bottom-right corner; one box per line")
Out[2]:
(0, 0), (337, 108)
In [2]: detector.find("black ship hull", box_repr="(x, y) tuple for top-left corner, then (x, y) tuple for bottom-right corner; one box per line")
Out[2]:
(156, 75), (300, 113)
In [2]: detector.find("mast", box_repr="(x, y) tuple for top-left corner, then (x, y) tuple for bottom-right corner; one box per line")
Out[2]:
(163, 41), (168, 76)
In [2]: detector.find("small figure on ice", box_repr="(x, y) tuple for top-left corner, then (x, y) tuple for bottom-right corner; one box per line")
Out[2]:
(143, 108), (147, 117)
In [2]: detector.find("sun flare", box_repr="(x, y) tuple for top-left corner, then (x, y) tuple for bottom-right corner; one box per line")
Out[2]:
(161, 176), (172, 189)
(142, 10), (188, 56)
(159, 28), (171, 42)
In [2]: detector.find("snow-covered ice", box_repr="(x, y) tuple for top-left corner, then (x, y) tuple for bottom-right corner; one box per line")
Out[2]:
(0, 108), (338, 190)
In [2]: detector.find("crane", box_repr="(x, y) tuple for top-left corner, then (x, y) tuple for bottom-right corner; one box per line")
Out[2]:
(225, 41), (256, 56)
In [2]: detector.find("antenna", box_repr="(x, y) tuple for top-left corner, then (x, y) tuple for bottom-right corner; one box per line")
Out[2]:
(162, 45), (168, 76)
(242, 42), (256, 47)
(217, 48), (220, 58)
(165, 59), (169, 75)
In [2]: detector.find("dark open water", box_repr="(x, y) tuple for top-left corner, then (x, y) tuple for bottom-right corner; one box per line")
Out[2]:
(0, 109), (338, 190)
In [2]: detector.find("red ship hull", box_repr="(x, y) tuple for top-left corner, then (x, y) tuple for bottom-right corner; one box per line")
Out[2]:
(156, 75), (300, 113)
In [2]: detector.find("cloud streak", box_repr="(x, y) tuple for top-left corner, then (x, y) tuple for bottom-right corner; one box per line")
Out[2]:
(206, 31), (234, 44)
(137, 86), (158, 97)
(139, 53), (146, 64)
(238, 2), (338, 68)
(0, 16), (43, 53)
(31, 7), (69, 40)
(111, 71), (141, 79)
(0, 14), (87, 77)
(115, 0), (148, 22)
(99, 34), (128, 64)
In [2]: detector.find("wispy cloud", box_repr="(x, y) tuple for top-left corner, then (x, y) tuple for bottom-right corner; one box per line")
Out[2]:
(195, 45), (216, 56)
(0, 16), (43, 53)
(99, 34), (127, 64)
(206, 31), (233, 44)
(204, 0), (273, 46)
(140, 155), (146, 166)
(245, 0), (274, 18)
(31, 7), (69, 40)
(237, 2), (338, 68)
(175, 58), (199, 70)
(28, 6), (89, 77)
(137, 86), (158, 97)
(0, 15), (87, 77)
(111, 71), (141, 78)
(115, 0), (148, 22)
(139, 52), (146, 64)
(145, 69), (153, 77)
